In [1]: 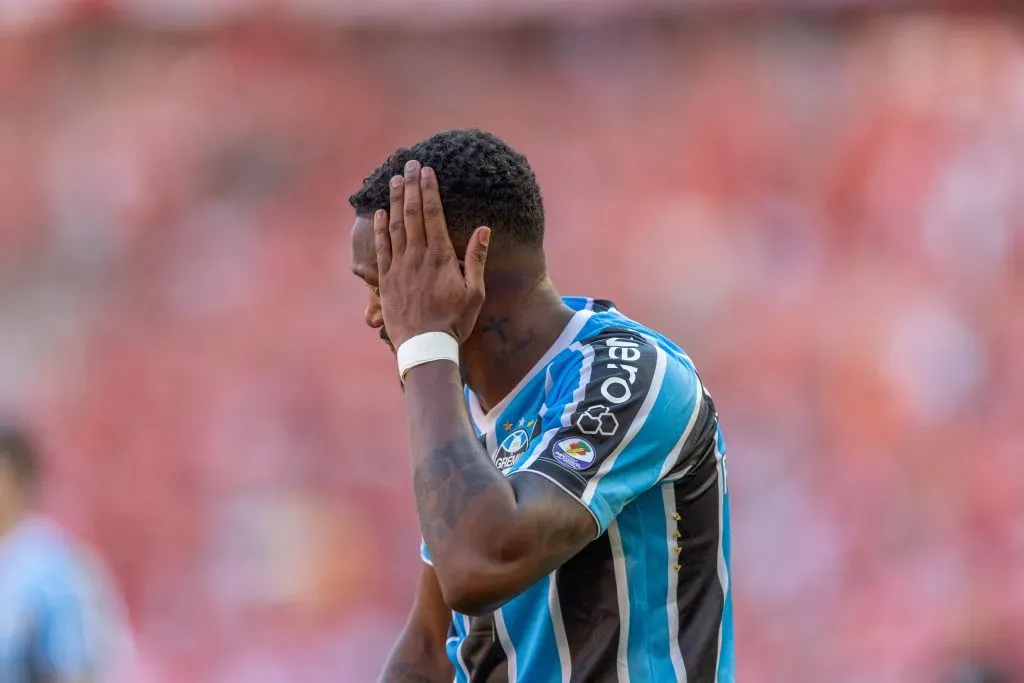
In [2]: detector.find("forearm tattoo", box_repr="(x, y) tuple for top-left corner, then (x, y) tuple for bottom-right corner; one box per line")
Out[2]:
(413, 437), (504, 544)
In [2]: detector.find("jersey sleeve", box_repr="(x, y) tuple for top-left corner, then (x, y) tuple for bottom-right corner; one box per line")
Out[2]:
(34, 572), (102, 677)
(420, 538), (433, 566)
(33, 551), (135, 682)
(507, 328), (708, 536)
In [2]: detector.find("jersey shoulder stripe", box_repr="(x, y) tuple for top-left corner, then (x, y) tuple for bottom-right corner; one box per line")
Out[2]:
(510, 324), (706, 534)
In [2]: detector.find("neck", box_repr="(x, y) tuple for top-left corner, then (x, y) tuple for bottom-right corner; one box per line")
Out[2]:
(461, 272), (574, 413)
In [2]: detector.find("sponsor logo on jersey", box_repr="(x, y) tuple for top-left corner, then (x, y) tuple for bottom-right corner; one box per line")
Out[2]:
(576, 404), (619, 436)
(599, 337), (644, 405)
(553, 437), (596, 470)
(495, 428), (530, 470)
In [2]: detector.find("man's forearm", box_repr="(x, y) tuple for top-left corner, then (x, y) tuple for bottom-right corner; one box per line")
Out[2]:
(402, 362), (517, 571)
(401, 362), (595, 615)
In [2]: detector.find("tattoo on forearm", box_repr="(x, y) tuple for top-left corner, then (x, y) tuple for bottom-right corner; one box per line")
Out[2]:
(413, 437), (503, 543)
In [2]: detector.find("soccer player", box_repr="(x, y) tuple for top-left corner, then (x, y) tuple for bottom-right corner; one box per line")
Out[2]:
(0, 425), (133, 683)
(349, 130), (733, 682)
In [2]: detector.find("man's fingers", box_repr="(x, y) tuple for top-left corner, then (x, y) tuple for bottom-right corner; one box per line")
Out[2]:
(463, 226), (491, 301)
(389, 175), (406, 256)
(403, 160), (426, 250)
(420, 167), (453, 251)
(374, 209), (392, 275)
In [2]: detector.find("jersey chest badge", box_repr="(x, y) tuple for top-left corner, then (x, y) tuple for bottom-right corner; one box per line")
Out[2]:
(495, 429), (529, 470)
(494, 417), (541, 470)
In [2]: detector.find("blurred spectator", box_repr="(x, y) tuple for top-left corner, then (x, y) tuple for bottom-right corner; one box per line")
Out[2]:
(0, 424), (135, 682)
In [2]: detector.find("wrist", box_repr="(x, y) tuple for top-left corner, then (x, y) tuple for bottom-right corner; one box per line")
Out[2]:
(396, 331), (460, 379)
(391, 321), (461, 350)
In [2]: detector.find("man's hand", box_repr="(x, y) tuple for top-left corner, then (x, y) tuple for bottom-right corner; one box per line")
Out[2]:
(374, 160), (491, 348)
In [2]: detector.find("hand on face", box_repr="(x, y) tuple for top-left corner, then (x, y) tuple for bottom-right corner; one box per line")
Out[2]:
(372, 160), (491, 349)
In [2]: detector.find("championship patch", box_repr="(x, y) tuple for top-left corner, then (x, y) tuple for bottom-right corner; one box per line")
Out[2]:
(552, 437), (597, 470)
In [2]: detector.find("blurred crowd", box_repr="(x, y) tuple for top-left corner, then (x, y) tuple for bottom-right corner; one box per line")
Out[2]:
(0, 10), (1022, 683)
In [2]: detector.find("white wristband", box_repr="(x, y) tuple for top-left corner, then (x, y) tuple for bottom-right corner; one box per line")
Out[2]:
(397, 331), (460, 379)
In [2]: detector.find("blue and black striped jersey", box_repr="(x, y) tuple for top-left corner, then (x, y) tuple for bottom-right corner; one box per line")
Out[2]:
(423, 297), (734, 683)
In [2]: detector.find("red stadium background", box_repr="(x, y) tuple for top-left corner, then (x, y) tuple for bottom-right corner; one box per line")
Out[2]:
(1, 2), (1022, 681)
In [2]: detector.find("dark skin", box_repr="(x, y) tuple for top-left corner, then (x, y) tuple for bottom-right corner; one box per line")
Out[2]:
(351, 161), (598, 680)
(377, 563), (453, 683)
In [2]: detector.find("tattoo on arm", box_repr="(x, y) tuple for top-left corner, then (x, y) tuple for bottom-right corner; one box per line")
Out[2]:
(412, 438), (593, 564)
(402, 359), (594, 609)
(413, 437), (505, 544)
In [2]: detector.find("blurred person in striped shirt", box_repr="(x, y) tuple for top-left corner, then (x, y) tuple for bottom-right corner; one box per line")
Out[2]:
(0, 425), (134, 683)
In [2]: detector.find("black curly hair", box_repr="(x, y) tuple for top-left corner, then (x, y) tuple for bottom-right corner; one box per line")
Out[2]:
(349, 129), (545, 248)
